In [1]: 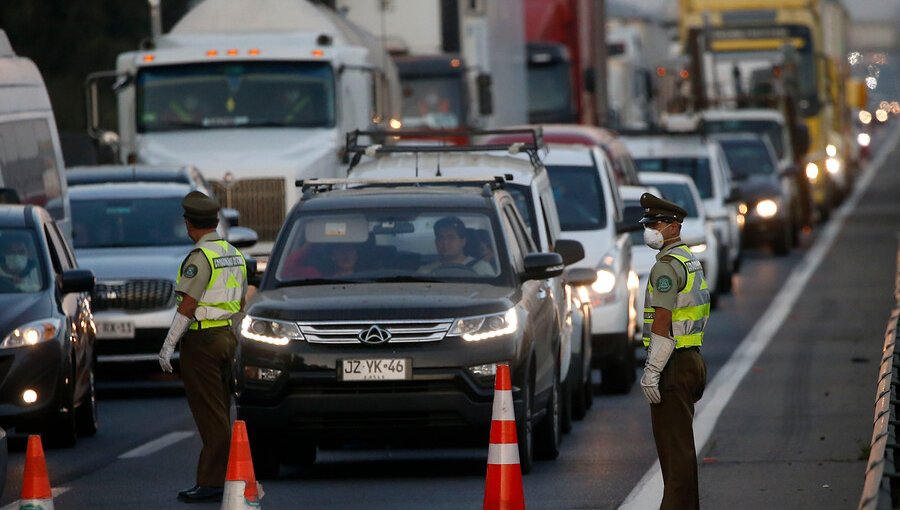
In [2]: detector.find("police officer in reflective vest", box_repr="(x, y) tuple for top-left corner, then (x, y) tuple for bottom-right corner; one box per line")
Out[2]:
(639, 192), (709, 510)
(158, 191), (248, 503)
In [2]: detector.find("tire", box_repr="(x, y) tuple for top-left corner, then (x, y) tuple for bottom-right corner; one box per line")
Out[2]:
(248, 429), (281, 479)
(601, 334), (636, 394)
(560, 375), (573, 434)
(534, 367), (561, 461)
(75, 366), (99, 437)
(46, 377), (77, 448)
(570, 352), (587, 421)
(516, 370), (535, 475)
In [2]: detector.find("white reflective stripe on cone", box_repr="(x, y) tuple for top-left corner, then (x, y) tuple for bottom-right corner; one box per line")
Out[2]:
(19, 499), (54, 510)
(491, 390), (515, 421)
(487, 442), (521, 465)
(221, 480), (259, 509)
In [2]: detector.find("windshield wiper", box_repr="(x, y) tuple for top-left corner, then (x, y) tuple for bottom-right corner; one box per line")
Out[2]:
(370, 275), (442, 283)
(277, 278), (364, 287)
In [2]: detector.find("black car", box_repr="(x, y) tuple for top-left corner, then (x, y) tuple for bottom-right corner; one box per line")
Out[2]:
(236, 178), (577, 477)
(0, 205), (97, 446)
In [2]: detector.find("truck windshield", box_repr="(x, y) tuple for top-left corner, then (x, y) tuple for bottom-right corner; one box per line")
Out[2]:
(705, 119), (785, 159)
(399, 76), (466, 129)
(634, 158), (714, 199)
(136, 61), (335, 132)
(273, 209), (506, 286)
(527, 62), (574, 121)
(71, 196), (194, 248)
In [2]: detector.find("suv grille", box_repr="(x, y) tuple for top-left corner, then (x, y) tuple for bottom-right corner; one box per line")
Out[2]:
(299, 320), (454, 344)
(210, 178), (285, 241)
(92, 280), (175, 311)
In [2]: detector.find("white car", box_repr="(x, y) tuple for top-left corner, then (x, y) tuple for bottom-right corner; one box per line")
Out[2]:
(631, 172), (719, 299)
(621, 134), (741, 293)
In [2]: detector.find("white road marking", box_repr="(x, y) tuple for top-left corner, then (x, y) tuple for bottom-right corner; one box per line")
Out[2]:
(118, 431), (195, 459)
(619, 123), (900, 510)
(1, 487), (70, 510)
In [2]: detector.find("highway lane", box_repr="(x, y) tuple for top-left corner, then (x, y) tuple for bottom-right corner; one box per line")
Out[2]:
(5, 129), (898, 508)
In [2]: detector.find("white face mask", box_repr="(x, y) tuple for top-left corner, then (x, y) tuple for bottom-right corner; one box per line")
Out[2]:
(643, 227), (665, 250)
(5, 255), (27, 273)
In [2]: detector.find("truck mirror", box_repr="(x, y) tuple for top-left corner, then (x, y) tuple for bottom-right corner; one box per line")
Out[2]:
(793, 124), (810, 157)
(477, 73), (493, 116)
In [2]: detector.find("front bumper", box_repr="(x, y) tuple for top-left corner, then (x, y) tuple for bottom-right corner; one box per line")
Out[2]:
(0, 341), (64, 429)
(742, 215), (789, 243)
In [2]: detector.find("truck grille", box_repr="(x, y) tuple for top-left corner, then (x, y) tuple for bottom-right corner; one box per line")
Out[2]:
(210, 178), (286, 241)
(92, 279), (175, 311)
(298, 319), (454, 345)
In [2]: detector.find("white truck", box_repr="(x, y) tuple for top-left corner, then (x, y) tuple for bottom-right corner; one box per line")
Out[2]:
(87, 0), (402, 246)
(606, 16), (671, 130)
(336, 0), (527, 131)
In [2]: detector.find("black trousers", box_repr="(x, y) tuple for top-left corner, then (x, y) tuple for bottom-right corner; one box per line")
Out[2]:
(180, 327), (236, 487)
(650, 347), (707, 510)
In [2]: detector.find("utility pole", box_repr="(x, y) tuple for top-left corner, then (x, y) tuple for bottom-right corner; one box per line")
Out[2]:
(592, 0), (608, 126)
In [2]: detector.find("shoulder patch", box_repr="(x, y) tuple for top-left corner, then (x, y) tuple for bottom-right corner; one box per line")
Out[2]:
(183, 264), (198, 278)
(655, 275), (673, 292)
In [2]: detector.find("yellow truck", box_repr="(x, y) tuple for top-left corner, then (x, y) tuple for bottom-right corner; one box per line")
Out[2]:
(678, 0), (854, 221)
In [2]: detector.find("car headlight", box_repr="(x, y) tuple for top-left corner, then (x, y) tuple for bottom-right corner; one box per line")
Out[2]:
(449, 309), (518, 342)
(591, 269), (616, 295)
(826, 144), (837, 157)
(1, 318), (61, 348)
(805, 162), (819, 181)
(825, 157), (840, 174)
(857, 133), (871, 147)
(755, 199), (778, 218)
(240, 315), (303, 345)
(690, 243), (707, 254)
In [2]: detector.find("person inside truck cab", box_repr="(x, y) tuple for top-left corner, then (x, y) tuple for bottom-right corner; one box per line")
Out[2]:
(326, 243), (360, 277)
(417, 216), (493, 276)
(165, 93), (208, 125)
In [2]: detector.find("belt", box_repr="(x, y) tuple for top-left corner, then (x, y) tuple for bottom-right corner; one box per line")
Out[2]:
(188, 319), (233, 331)
(675, 346), (700, 352)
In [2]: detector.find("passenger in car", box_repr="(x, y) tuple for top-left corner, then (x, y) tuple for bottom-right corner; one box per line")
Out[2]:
(326, 243), (360, 277)
(281, 242), (322, 280)
(0, 234), (40, 292)
(465, 228), (496, 270)
(417, 216), (493, 276)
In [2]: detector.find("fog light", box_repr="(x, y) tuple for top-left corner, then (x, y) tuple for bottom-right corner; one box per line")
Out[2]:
(244, 366), (282, 382)
(468, 362), (499, 378)
(22, 389), (37, 404)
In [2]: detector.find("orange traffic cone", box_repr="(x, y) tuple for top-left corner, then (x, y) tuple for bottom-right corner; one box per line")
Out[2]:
(20, 435), (54, 510)
(483, 364), (525, 510)
(222, 420), (262, 509)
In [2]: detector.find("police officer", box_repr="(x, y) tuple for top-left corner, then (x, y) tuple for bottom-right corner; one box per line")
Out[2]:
(639, 192), (709, 510)
(158, 191), (248, 503)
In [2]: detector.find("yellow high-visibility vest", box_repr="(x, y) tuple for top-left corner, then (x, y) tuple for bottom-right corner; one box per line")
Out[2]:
(177, 240), (246, 330)
(643, 245), (710, 349)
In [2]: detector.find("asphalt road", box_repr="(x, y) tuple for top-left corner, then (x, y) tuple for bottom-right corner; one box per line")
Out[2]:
(0, 124), (896, 509)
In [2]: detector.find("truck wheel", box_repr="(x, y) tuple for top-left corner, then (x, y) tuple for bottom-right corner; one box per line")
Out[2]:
(601, 334), (636, 394)
(534, 367), (561, 460)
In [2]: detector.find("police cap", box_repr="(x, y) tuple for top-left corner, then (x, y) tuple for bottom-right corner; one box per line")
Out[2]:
(639, 192), (687, 224)
(182, 191), (220, 227)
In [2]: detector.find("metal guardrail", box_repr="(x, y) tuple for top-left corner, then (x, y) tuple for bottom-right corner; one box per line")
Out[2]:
(859, 241), (900, 509)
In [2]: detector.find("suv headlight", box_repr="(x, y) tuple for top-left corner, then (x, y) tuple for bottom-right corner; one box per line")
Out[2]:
(591, 269), (616, 295)
(241, 316), (303, 345)
(755, 199), (779, 219)
(1, 319), (61, 348)
(448, 309), (518, 342)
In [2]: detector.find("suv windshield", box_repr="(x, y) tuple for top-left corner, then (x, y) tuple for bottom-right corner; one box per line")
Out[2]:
(0, 229), (44, 293)
(273, 209), (505, 286)
(717, 139), (776, 180)
(546, 165), (607, 231)
(71, 196), (194, 248)
(635, 158), (713, 199)
(704, 120), (785, 159)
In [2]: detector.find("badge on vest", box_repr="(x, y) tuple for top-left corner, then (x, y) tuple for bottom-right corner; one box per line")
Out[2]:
(684, 259), (702, 273)
(183, 264), (198, 278)
(213, 255), (243, 268)
(655, 275), (673, 292)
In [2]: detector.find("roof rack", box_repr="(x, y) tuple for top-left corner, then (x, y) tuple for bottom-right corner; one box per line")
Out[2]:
(344, 128), (545, 170)
(295, 176), (511, 198)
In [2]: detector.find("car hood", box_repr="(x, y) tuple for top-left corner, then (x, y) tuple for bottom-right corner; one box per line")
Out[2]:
(248, 282), (519, 321)
(135, 128), (339, 181)
(75, 246), (189, 281)
(0, 292), (51, 337)
(735, 175), (782, 203)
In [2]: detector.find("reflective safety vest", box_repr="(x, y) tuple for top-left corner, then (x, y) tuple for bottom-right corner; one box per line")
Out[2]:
(177, 240), (247, 330)
(642, 245), (710, 349)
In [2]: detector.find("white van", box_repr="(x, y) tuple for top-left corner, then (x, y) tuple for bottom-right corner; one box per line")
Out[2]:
(0, 30), (70, 239)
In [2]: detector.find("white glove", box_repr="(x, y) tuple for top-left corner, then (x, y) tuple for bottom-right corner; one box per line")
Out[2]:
(159, 313), (192, 373)
(641, 332), (675, 405)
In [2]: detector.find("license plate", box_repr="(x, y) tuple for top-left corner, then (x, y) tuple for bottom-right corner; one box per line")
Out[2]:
(95, 321), (135, 339)
(339, 359), (410, 381)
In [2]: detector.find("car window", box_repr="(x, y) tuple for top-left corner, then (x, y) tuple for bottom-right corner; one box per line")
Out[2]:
(0, 228), (45, 293)
(71, 195), (193, 248)
(45, 225), (72, 272)
(505, 184), (538, 245)
(51, 222), (76, 267)
(500, 208), (526, 271)
(718, 139), (777, 179)
(635, 157), (713, 199)
(704, 119), (785, 160)
(503, 204), (531, 257)
(546, 165), (607, 231)
(272, 209), (506, 285)
(644, 182), (699, 217)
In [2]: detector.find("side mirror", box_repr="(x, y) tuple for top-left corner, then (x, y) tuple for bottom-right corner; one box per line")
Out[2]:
(522, 252), (565, 281)
(61, 269), (95, 294)
(554, 239), (585, 266)
(565, 267), (597, 287)
(793, 123), (810, 157)
(477, 73), (493, 115)
(227, 227), (258, 249)
(616, 221), (643, 234)
(245, 257), (261, 287)
(221, 208), (240, 227)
